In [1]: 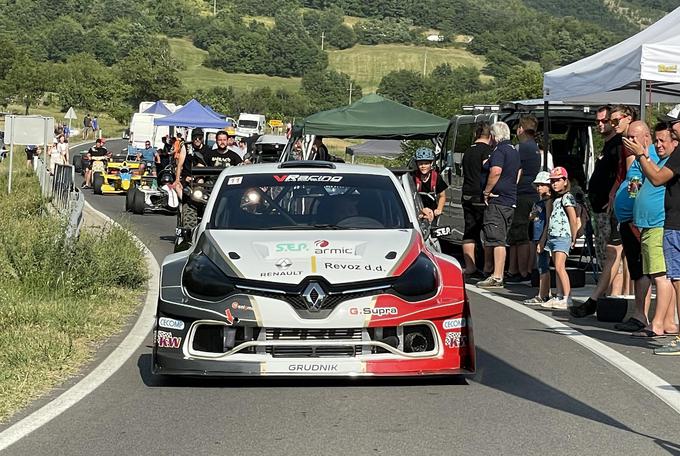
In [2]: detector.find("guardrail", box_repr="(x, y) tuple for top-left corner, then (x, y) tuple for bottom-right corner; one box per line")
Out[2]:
(35, 158), (84, 239)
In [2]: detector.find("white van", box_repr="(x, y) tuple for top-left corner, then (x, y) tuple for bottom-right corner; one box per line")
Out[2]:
(237, 113), (266, 137)
(129, 113), (170, 149)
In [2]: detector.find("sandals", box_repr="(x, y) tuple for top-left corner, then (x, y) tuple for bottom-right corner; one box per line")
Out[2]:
(631, 328), (665, 339)
(614, 317), (646, 332)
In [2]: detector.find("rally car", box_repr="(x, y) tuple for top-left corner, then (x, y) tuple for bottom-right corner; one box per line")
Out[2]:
(153, 161), (474, 377)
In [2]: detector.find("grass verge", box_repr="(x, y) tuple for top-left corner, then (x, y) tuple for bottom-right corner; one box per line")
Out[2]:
(0, 165), (147, 423)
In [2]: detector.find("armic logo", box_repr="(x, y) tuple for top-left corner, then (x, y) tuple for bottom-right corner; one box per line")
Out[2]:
(314, 240), (329, 248)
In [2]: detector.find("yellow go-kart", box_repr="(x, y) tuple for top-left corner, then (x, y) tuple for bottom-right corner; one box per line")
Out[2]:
(92, 157), (143, 195)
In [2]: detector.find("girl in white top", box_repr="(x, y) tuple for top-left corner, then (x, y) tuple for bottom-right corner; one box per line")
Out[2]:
(50, 135), (69, 174)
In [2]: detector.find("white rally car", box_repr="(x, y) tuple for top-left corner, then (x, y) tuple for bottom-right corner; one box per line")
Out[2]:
(153, 161), (474, 376)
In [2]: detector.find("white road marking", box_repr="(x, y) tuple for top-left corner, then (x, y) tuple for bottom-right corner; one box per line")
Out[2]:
(0, 201), (159, 451)
(468, 286), (680, 415)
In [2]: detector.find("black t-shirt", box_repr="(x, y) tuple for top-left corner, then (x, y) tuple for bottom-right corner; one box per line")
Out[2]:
(663, 146), (680, 230)
(484, 140), (521, 207)
(517, 139), (541, 196)
(412, 171), (448, 211)
(89, 146), (108, 157)
(203, 148), (243, 168)
(461, 142), (492, 202)
(588, 135), (622, 213)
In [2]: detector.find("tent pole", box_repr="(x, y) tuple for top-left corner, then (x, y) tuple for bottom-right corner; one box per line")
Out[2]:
(640, 79), (647, 121)
(543, 100), (550, 171)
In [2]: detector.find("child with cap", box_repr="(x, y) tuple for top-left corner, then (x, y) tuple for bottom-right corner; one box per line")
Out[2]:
(524, 171), (553, 305)
(541, 167), (579, 310)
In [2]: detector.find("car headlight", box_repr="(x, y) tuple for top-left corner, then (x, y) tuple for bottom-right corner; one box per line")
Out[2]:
(391, 253), (439, 300)
(191, 189), (204, 202)
(183, 252), (235, 300)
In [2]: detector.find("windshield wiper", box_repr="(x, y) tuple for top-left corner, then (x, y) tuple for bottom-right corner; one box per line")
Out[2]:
(267, 224), (353, 230)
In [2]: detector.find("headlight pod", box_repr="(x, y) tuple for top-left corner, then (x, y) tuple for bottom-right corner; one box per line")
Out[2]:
(391, 253), (439, 300)
(183, 252), (235, 300)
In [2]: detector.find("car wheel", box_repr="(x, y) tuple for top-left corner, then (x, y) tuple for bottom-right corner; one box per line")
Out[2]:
(125, 186), (135, 211)
(132, 188), (146, 215)
(73, 155), (82, 173)
(181, 203), (198, 229)
(93, 173), (104, 195)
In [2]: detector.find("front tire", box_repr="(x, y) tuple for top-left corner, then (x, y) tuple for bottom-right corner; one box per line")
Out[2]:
(125, 186), (135, 211)
(73, 155), (82, 173)
(180, 203), (198, 230)
(132, 188), (146, 215)
(93, 173), (104, 195)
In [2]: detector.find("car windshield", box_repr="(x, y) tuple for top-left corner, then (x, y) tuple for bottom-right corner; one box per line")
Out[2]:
(209, 173), (410, 230)
(239, 120), (258, 129)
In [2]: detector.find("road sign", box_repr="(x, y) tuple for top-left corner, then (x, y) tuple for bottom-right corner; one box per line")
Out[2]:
(64, 107), (77, 120)
(5, 115), (55, 145)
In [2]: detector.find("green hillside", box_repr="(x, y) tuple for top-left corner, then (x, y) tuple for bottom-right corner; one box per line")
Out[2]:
(328, 44), (486, 92)
(168, 37), (301, 93)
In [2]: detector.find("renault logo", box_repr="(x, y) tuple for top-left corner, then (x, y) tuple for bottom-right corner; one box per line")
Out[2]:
(302, 282), (326, 311)
(275, 258), (292, 269)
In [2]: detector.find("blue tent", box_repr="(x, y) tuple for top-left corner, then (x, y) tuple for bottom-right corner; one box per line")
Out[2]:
(203, 104), (225, 119)
(154, 99), (227, 129)
(143, 101), (173, 116)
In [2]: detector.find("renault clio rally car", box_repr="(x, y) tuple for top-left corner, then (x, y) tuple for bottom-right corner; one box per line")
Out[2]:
(153, 161), (474, 376)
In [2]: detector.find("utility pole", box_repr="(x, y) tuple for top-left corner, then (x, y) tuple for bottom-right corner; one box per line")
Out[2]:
(213, 0), (216, 16)
(321, 31), (325, 51)
(348, 81), (353, 105)
(423, 50), (427, 76)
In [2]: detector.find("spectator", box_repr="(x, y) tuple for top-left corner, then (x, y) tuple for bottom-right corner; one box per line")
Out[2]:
(49, 134), (69, 175)
(507, 115), (541, 283)
(237, 138), (248, 159)
(82, 114), (92, 140)
(524, 171), (553, 305)
(460, 121), (493, 279)
(540, 167), (578, 310)
(91, 116), (99, 137)
(310, 136), (330, 161)
(477, 122), (521, 288)
(203, 130), (243, 167)
(174, 128), (209, 193)
(626, 122), (677, 338)
(626, 114), (680, 354)
(612, 119), (653, 332)
(25, 145), (37, 169)
(571, 105), (625, 318)
(137, 140), (157, 176)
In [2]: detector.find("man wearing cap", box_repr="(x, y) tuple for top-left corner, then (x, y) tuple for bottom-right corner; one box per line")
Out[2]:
(173, 128), (211, 193)
(628, 110), (680, 353)
(477, 121), (522, 288)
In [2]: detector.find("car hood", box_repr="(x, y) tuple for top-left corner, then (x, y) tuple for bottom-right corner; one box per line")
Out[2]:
(206, 229), (417, 284)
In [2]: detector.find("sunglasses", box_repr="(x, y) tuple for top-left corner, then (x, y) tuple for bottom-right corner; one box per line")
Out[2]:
(595, 118), (609, 124)
(610, 116), (628, 127)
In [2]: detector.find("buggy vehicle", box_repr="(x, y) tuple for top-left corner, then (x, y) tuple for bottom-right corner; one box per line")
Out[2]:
(153, 161), (474, 377)
(174, 167), (223, 252)
(249, 134), (288, 163)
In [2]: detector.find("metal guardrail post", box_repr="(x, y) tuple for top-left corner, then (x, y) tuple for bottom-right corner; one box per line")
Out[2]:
(35, 158), (83, 239)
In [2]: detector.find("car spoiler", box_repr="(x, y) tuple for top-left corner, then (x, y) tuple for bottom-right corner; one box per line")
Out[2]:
(189, 167), (225, 176)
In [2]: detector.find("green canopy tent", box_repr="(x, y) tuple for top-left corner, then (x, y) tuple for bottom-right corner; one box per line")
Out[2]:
(294, 94), (449, 139)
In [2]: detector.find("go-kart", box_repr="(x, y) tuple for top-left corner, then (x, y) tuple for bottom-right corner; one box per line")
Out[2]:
(126, 165), (179, 215)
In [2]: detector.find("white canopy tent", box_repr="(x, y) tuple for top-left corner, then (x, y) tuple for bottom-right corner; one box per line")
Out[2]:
(543, 6), (680, 118)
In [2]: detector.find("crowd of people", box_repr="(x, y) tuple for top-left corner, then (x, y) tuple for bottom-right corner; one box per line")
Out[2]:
(456, 105), (680, 355)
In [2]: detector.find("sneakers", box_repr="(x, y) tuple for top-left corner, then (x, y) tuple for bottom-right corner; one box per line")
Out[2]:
(505, 273), (531, 284)
(541, 296), (572, 310)
(476, 276), (504, 288)
(569, 298), (597, 318)
(523, 295), (550, 305)
(654, 336), (680, 355)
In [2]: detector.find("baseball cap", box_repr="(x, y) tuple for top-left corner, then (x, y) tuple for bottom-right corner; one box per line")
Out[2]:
(549, 167), (568, 180)
(661, 104), (680, 124)
(533, 171), (551, 185)
(191, 128), (204, 139)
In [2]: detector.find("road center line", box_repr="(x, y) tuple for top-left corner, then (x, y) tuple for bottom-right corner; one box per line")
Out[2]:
(0, 201), (159, 451)
(468, 286), (680, 415)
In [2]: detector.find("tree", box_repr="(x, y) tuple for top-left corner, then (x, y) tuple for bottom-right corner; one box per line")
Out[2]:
(377, 70), (425, 107)
(3, 56), (49, 114)
(301, 69), (361, 111)
(266, 12), (328, 77)
(45, 16), (86, 62)
(327, 24), (356, 49)
(115, 41), (183, 107)
(495, 64), (544, 102)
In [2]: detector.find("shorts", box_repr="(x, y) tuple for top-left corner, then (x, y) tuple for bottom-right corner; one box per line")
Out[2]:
(462, 200), (485, 243)
(537, 250), (550, 274)
(481, 204), (514, 247)
(641, 227), (665, 276)
(545, 236), (571, 255)
(25, 149), (34, 161)
(663, 229), (680, 280)
(619, 221), (643, 281)
(592, 212), (622, 267)
(507, 194), (537, 245)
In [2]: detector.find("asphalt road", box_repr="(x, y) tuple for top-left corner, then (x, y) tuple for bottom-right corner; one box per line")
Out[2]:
(3, 139), (680, 455)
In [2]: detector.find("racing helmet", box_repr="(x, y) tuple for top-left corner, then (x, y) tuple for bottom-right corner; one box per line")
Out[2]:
(415, 147), (435, 162)
(159, 171), (174, 185)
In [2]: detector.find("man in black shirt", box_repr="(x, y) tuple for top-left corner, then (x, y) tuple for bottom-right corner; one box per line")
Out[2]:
(83, 138), (110, 188)
(203, 130), (242, 168)
(460, 122), (492, 277)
